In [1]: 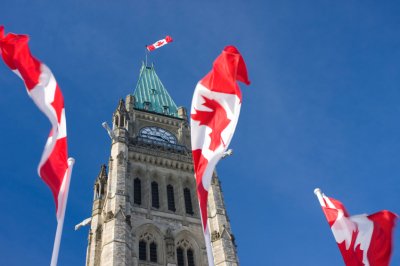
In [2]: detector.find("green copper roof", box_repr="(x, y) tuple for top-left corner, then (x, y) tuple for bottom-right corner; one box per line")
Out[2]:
(133, 63), (178, 117)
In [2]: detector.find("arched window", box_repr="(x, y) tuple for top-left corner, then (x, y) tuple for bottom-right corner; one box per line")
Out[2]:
(184, 188), (194, 215)
(134, 178), (141, 205)
(149, 242), (157, 262)
(115, 115), (120, 127)
(94, 184), (100, 200)
(167, 184), (176, 212)
(187, 249), (195, 266)
(139, 240), (147, 261)
(151, 181), (160, 209)
(139, 232), (159, 263)
(176, 239), (195, 266)
(119, 115), (125, 127)
(176, 247), (184, 266)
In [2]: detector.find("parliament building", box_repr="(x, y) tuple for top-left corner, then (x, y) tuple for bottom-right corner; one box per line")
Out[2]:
(86, 63), (239, 266)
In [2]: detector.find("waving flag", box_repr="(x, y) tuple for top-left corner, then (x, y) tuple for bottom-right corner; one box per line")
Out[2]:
(191, 46), (250, 265)
(146, 35), (173, 51)
(0, 26), (74, 266)
(314, 188), (397, 266)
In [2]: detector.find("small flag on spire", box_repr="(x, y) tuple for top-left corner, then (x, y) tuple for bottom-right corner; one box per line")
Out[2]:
(146, 35), (173, 51)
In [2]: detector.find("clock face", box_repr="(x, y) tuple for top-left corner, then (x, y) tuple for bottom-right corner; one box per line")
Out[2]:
(139, 127), (177, 144)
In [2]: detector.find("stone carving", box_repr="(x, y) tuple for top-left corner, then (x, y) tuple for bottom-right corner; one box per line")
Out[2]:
(165, 228), (175, 261)
(105, 211), (114, 222)
(211, 230), (221, 242)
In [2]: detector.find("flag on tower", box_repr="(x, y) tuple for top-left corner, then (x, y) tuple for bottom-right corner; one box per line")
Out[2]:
(314, 188), (398, 266)
(146, 35), (173, 51)
(190, 46), (250, 265)
(0, 26), (74, 266)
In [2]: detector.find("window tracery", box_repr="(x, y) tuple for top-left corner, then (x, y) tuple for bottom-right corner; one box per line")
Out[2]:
(176, 239), (195, 266)
(138, 232), (158, 263)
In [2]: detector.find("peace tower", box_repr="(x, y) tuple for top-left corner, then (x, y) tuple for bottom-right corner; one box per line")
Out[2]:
(86, 63), (239, 266)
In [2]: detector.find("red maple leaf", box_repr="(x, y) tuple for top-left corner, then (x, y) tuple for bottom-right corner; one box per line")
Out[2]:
(156, 40), (165, 47)
(191, 96), (231, 151)
(337, 229), (365, 266)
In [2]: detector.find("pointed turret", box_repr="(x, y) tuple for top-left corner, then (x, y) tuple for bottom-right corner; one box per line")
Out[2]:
(113, 99), (130, 129)
(133, 63), (179, 117)
(93, 164), (108, 200)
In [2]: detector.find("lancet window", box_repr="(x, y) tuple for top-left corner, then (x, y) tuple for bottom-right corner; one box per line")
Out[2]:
(167, 184), (176, 212)
(184, 188), (194, 215)
(151, 181), (160, 209)
(139, 240), (146, 261)
(134, 178), (141, 205)
(149, 242), (157, 262)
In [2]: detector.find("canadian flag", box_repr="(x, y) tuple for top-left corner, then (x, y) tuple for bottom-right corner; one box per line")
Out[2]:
(191, 46), (250, 265)
(0, 26), (74, 265)
(146, 35), (173, 51)
(314, 188), (398, 266)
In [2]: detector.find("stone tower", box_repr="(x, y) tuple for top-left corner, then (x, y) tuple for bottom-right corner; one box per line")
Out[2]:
(86, 63), (239, 266)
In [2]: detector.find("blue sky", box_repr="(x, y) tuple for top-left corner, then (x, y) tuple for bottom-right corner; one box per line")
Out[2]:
(1, 1), (400, 265)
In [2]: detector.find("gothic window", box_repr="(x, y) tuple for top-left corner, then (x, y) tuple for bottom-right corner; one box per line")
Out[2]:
(139, 240), (147, 261)
(115, 115), (120, 127)
(187, 249), (195, 266)
(139, 232), (159, 263)
(184, 188), (194, 215)
(167, 184), (176, 212)
(176, 247), (184, 266)
(151, 181), (160, 209)
(149, 242), (157, 262)
(94, 184), (100, 200)
(119, 115), (125, 127)
(176, 239), (195, 266)
(134, 178), (141, 205)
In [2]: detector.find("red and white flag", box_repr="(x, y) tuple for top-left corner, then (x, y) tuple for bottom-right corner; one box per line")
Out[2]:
(314, 188), (397, 266)
(0, 26), (74, 266)
(146, 35), (173, 51)
(191, 46), (250, 265)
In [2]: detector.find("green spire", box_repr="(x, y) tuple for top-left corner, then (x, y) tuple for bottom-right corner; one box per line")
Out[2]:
(133, 62), (178, 117)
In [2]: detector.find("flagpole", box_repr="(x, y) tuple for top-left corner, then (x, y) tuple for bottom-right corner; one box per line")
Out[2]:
(196, 191), (215, 266)
(50, 158), (75, 266)
(203, 224), (215, 266)
(314, 188), (326, 207)
(145, 48), (148, 66)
